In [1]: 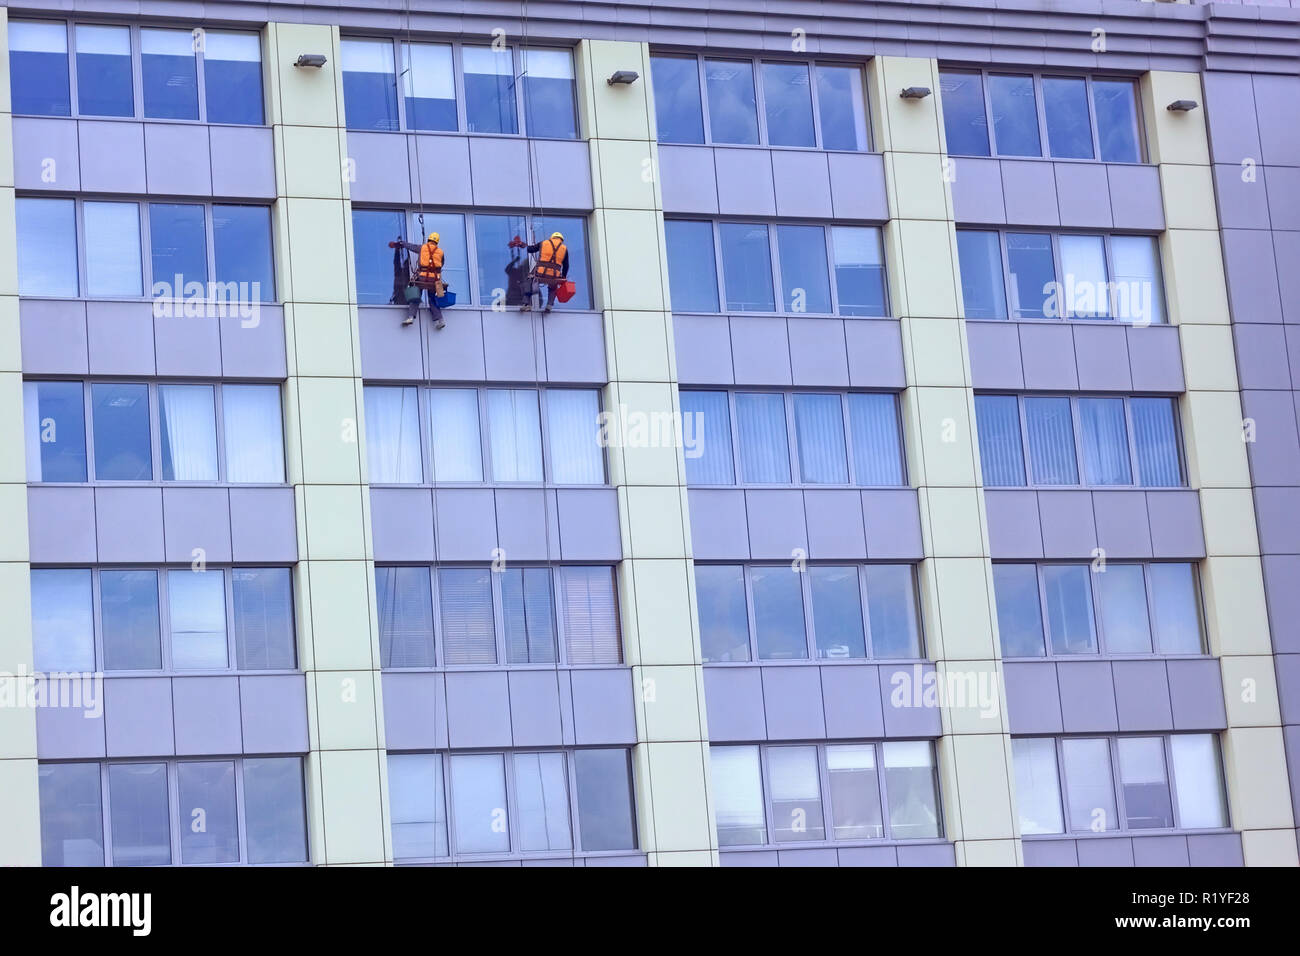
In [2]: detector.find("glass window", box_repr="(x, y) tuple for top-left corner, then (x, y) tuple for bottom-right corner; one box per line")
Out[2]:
(1058, 234), (1109, 319)
(84, 201), (143, 297)
(695, 564), (750, 662)
(475, 212), (528, 307)
(32, 568), (94, 672)
(407, 211), (469, 304)
(956, 230), (1007, 320)
(513, 752), (572, 851)
(665, 220), (719, 313)
(427, 388), (483, 482)
(1011, 737), (1064, 834)
(705, 58), (758, 145)
(1078, 397), (1131, 485)
(793, 393), (847, 484)
(1109, 235), (1164, 325)
(1093, 79), (1141, 164)
(762, 62), (815, 148)
(1042, 564), (1096, 655)
(178, 761), (239, 863)
(365, 386), (422, 484)
(150, 203), (207, 295)
(159, 384), (218, 482)
(486, 388), (543, 482)
(768, 746), (825, 843)
(975, 394), (1026, 487)
(560, 567), (621, 664)
(108, 762), (171, 866)
(735, 392), (789, 483)
(222, 384), (285, 483)
(23, 381), (86, 482)
(1170, 734), (1227, 829)
(91, 383), (152, 481)
(388, 753), (448, 859)
(141, 28), (198, 120)
(993, 564), (1046, 658)
(439, 568), (495, 665)
(213, 205), (275, 299)
(101, 570), (162, 671)
(534, 215), (590, 309)
(848, 393), (904, 486)
(463, 46), (517, 134)
(751, 565), (806, 660)
(1148, 563), (1202, 654)
(341, 37), (398, 131)
(1005, 232), (1055, 320)
(1043, 76), (1094, 160)
(522, 49), (576, 139)
(401, 42), (456, 131)
(352, 209), (407, 305)
(1062, 737), (1115, 832)
(376, 566), (435, 668)
(39, 762), (103, 866)
(882, 741), (940, 839)
(231, 568), (295, 670)
(831, 226), (887, 317)
(168, 569), (228, 668)
(17, 197), (78, 297)
(1130, 398), (1181, 487)
(1097, 564), (1151, 654)
(573, 749), (636, 851)
(650, 54), (704, 145)
(865, 565), (922, 659)
(75, 24), (132, 117)
(988, 74), (1040, 156)
(546, 389), (603, 484)
(1117, 736), (1173, 830)
(450, 753), (509, 853)
(810, 566), (865, 659)
(711, 746), (766, 846)
(815, 65), (868, 151)
(826, 745), (881, 840)
(1024, 396), (1078, 485)
(243, 757), (309, 863)
(939, 71), (989, 157)
(777, 224), (831, 314)
(679, 390), (733, 485)
(10, 20), (70, 116)
(203, 32), (264, 125)
(719, 223), (774, 313)
(502, 567), (557, 664)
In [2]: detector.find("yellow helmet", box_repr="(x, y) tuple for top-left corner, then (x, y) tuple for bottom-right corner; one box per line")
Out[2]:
(550, 231), (564, 242)
(427, 232), (440, 243)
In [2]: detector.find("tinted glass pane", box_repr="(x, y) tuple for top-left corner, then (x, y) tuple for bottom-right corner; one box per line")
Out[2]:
(101, 570), (162, 670)
(522, 49), (576, 138)
(974, 394), (1025, 487)
(376, 566), (435, 668)
(76, 25), (132, 117)
(534, 215), (590, 309)
(401, 42), (456, 131)
(956, 230), (1007, 320)
(1097, 564), (1151, 654)
(848, 393), (904, 486)
(222, 383), (285, 483)
(777, 224), (831, 314)
(679, 390), (733, 485)
(463, 46), (517, 134)
(1043, 76), (1093, 159)
(213, 205), (275, 300)
(9, 21), (70, 116)
(735, 392), (789, 483)
(364, 385), (422, 484)
(1058, 234), (1108, 319)
(1062, 738), (1116, 832)
(1130, 398), (1181, 487)
(815, 65), (868, 151)
(149, 203), (208, 294)
(91, 383), (152, 481)
(545, 388), (603, 484)
(141, 28), (198, 120)
(1012, 737), (1063, 834)
(427, 387), (483, 482)
(502, 567), (557, 664)
(865, 565), (922, 659)
(16, 197), (78, 297)
(1024, 396), (1078, 485)
(32, 568), (94, 672)
(665, 220), (719, 313)
(988, 74), (1040, 156)
(1170, 735), (1227, 829)
(768, 746), (825, 842)
(168, 570), (228, 668)
(810, 566), (865, 659)
(1149, 563), (1202, 655)
(475, 213), (529, 306)
(711, 746), (766, 846)
(751, 565), (807, 660)
(84, 201), (143, 297)
(39, 763), (103, 866)
(231, 567), (295, 670)
(793, 393), (847, 483)
(695, 564), (749, 662)
(243, 757), (309, 863)
(1078, 397), (1131, 485)
(1042, 564), (1096, 655)
(762, 62), (814, 147)
(439, 568), (496, 665)
(1093, 79), (1141, 163)
(1109, 235), (1164, 325)
(388, 753), (447, 859)
(486, 388), (543, 482)
(882, 741), (940, 839)
(178, 761), (239, 863)
(574, 749), (637, 851)
(719, 223), (774, 312)
(1117, 737), (1173, 829)
(450, 753), (509, 853)
(831, 226), (887, 317)
(560, 567), (621, 665)
(204, 32), (264, 124)
(1006, 233), (1055, 319)
(407, 211), (469, 305)
(108, 763), (171, 866)
(513, 752), (571, 851)
(352, 209), (406, 305)
(992, 563), (1045, 657)
(158, 384), (218, 482)
(826, 745), (881, 839)
(341, 38), (397, 131)
(23, 381), (86, 482)
(705, 59), (758, 144)
(650, 55), (704, 145)
(939, 71), (989, 156)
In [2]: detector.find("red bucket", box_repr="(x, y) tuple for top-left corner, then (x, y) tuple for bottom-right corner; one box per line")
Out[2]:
(555, 280), (576, 304)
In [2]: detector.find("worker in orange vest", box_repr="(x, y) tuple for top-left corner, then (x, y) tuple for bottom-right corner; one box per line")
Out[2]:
(521, 231), (568, 312)
(388, 232), (448, 329)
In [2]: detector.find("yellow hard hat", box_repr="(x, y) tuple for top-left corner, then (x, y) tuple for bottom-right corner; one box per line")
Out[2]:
(550, 231), (564, 241)
(428, 232), (440, 243)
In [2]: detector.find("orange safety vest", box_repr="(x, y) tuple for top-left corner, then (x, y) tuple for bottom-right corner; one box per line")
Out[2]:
(535, 238), (567, 282)
(417, 242), (444, 281)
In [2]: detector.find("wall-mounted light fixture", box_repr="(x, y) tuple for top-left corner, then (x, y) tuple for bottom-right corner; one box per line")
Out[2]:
(294, 54), (328, 68)
(900, 86), (932, 99)
(1166, 99), (1199, 112)
(607, 70), (640, 86)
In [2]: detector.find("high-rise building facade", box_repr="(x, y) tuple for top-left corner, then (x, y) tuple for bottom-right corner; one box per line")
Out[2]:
(1, 0), (1296, 868)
